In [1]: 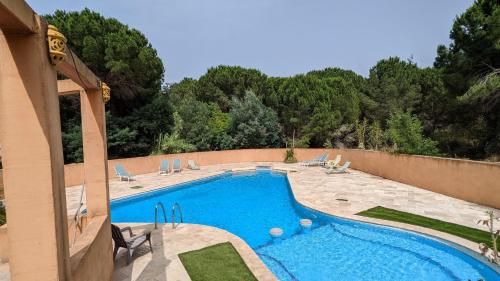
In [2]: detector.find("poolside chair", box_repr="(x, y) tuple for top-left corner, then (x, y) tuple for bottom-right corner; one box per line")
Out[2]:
(325, 161), (351, 174)
(323, 155), (341, 169)
(173, 159), (182, 172)
(299, 154), (323, 166)
(300, 153), (329, 167)
(187, 160), (200, 170)
(159, 159), (170, 175)
(111, 224), (153, 265)
(114, 164), (135, 182)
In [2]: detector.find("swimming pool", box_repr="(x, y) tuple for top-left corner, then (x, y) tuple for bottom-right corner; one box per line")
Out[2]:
(110, 169), (500, 281)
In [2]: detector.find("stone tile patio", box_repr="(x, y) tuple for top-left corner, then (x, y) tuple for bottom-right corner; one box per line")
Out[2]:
(112, 223), (276, 281)
(286, 165), (499, 231)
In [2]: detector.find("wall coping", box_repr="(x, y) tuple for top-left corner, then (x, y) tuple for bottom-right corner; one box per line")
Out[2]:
(340, 148), (500, 166)
(69, 215), (108, 273)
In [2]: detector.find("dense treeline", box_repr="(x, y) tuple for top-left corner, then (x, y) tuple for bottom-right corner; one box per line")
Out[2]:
(46, 0), (499, 163)
(45, 9), (172, 162)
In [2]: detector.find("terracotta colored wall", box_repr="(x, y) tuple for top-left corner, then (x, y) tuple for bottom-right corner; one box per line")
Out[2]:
(70, 216), (113, 281)
(1, 21), (72, 280)
(63, 148), (331, 186)
(338, 149), (500, 209)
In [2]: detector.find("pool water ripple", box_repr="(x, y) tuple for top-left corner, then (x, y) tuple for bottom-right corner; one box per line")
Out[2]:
(258, 253), (300, 281)
(328, 224), (461, 281)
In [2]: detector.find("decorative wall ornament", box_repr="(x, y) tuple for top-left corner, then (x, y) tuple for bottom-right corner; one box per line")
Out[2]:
(47, 25), (67, 65)
(101, 82), (111, 103)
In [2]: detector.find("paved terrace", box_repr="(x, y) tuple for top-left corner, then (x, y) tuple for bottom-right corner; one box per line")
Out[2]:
(6, 162), (497, 281)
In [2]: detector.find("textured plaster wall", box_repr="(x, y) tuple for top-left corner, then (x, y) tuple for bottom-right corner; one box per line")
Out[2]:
(338, 149), (500, 209)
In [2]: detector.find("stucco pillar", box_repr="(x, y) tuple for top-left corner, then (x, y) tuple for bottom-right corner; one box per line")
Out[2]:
(80, 89), (110, 217)
(0, 22), (71, 280)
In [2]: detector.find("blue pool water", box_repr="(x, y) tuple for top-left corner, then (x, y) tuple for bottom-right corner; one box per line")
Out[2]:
(110, 169), (500, 281)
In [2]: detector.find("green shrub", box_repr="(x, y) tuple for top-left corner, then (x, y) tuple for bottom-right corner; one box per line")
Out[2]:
(355, 118), (368, 149)
(387, 112), (440, 156)
(152, 112), (196, 154)
(0, 206), (5, 226)
(284, 148), (298, 163)
(368, 120), (383, 150)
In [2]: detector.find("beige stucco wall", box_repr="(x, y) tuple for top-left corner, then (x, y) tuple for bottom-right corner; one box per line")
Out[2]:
(63, 148), (331, 186)
(337, 149), (500, 209)
(69, 216), (113, 281)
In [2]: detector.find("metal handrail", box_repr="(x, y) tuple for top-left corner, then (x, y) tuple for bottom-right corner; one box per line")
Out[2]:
(171, 202), (183, 229)
(154, 202), (167, 229)
(71, 179), (85, 247)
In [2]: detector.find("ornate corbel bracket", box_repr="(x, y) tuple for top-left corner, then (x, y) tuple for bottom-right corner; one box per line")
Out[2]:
(47, 25), (67, 65)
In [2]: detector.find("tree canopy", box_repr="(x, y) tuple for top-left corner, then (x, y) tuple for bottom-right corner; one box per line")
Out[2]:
(46, 8), (164, 115)
(44, 0), (499, 164)
(433, 0), (500, 159)
(45, 9), (172, 161)
(229, 91), (283, 148)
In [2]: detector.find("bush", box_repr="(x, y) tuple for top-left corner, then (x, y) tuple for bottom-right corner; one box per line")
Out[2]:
(356, 118), (368, 149)
(387, 112), (440, 156)
(152, 112), (196, 154)
(284, 148), (298, 163)
(368, 120), (383, 150)
(230, 91), (283, 148)
(0, 206), (5, 226)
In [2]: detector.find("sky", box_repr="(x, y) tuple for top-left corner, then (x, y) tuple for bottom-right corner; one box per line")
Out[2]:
(27, 0), (473, 83)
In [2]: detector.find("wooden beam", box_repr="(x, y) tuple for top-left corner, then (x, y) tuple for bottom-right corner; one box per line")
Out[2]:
(0, 0), (38, 34)
(57, 79), (82, 96)
(57, 48), (101, 91)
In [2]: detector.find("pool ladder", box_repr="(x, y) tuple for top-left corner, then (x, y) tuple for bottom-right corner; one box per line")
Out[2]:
(171, 202), (183, 229)
(154, 202), (183, 229)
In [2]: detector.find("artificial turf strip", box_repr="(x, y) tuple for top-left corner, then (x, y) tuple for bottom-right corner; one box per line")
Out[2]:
(179, 242), (258, 281)
(357, 206), (497, 248)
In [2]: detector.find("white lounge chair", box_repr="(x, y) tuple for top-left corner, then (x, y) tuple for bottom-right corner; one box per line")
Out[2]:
(173, 159), (182, 172)
(300, 153), (329, 167)
(114, 164), (135, 182)
(187, 160), (200, 170)
(159, 159), (169, 175)
(323, 155), (341, 169)
(325, 161), (350, 174)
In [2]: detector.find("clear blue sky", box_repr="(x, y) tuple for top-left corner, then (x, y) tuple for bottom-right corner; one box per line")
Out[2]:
(27, 0), (472, 83)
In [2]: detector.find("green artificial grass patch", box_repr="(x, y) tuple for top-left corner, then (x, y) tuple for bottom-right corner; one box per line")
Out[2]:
(179, 242), (257, 281)
(357, 206), (497, 248)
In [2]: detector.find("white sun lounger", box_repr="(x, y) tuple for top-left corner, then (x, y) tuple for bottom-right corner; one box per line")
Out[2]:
(325, 161), (350, 174)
